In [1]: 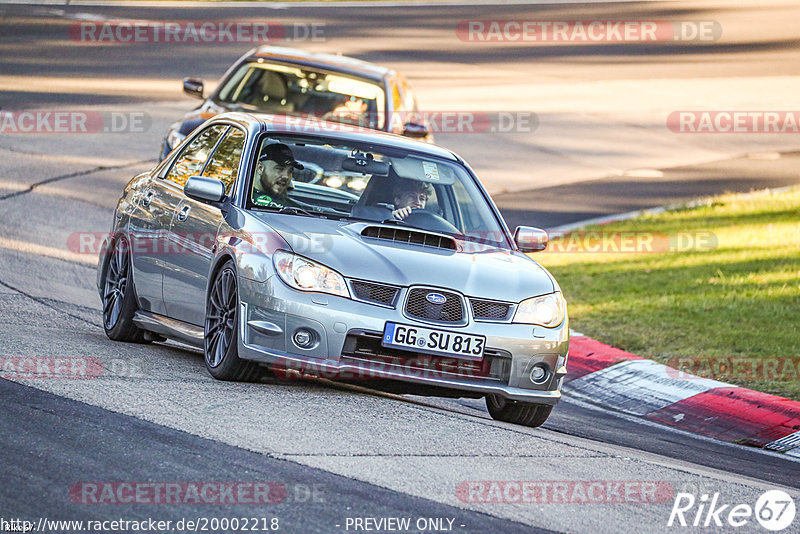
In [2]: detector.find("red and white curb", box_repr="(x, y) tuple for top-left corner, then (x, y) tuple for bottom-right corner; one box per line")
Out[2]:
(564, 333), (800, 457)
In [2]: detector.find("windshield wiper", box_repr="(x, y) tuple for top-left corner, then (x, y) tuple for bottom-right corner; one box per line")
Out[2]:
(381, 219), (410, 227)
(278, 206), (316, 217)
(276, 206), (347, 221)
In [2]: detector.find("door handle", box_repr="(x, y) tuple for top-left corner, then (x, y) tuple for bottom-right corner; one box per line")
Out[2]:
(140, 189), (155, 207)
(176, 204), (192, 222)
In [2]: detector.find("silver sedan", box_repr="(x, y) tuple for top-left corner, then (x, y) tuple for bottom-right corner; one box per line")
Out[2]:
(97, 112), (568, 427)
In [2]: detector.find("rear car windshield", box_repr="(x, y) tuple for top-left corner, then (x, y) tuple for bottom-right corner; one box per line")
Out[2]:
(216, 62), (386, 130)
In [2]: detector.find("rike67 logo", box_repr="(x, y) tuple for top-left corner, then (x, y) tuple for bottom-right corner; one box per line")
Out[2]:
(668, 490), (796, 531)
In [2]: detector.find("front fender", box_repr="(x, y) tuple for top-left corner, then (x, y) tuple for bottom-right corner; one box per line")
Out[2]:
(215, 209), (291, 284)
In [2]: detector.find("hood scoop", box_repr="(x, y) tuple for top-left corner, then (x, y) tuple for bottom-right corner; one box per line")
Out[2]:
(361, 225), (458, 251)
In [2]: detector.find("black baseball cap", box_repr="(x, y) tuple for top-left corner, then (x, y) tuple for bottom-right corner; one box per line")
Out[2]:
(258, 143), (304, 170)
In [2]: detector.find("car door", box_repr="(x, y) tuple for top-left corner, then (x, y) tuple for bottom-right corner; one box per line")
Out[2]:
(162, 125), (246, 326)
(127, 171), (185, 316)
(149, 124), (227, 319)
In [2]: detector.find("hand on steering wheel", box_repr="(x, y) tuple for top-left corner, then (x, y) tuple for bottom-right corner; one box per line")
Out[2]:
(391, 206), (414, 220)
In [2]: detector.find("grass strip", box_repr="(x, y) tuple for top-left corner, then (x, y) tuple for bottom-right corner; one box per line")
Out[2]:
(536, 188), (800, 400)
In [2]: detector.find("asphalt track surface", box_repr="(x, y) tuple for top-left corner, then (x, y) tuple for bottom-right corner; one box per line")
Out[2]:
(1, 1), (800, 533)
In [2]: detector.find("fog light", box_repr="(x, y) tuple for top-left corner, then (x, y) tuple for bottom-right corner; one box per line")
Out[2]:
(530, 364), (549, 384)
(293, 329), (314, 348)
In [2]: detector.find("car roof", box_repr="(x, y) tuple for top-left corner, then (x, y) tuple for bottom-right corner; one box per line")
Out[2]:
(249, 46), (392, 83)
(258, 115), (457, 160)
(214, 112), (457, 161)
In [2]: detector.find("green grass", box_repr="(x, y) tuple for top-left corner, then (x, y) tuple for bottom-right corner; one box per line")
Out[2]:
(536, 188), (800, 400)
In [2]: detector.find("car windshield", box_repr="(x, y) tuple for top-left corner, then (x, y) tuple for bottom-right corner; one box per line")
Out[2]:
(246, 135), (510, 248)
(215, 61), (386, 130)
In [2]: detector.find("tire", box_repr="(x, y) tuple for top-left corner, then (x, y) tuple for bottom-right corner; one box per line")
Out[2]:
(485, 394), (552, 428)
(204, 261), (261, 382)
(102, 236), (149, 343)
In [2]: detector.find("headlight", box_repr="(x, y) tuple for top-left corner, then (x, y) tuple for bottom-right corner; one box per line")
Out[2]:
(273, 251), (350, 298)
(166, 129), (186, 149)
(513, 292), (566, 327)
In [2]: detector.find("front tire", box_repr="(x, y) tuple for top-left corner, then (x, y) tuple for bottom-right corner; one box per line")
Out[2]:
(204, 261), (261, 382)
(485, 394), (552, 428)
(102, 236), (149, 343)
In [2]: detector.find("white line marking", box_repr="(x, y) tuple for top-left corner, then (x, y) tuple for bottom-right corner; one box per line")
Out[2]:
(561, 394), (800, 466)
(0, 237), (97, 266)
(567, 359), (734, 416)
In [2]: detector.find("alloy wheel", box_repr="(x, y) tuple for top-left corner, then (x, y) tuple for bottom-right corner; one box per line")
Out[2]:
(103, 239), (129, 329)
(205, 267), (237, 368)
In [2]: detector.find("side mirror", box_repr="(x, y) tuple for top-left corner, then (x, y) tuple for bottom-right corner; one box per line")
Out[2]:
(183, 78), (205, 99)
(402, 121), (430, 139)
(514, 226), (548, 252)
(185, 176), (226, 205)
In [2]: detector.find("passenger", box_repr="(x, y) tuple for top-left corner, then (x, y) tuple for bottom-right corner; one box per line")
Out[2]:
(390, 178), (432, 220)
(323, 96), (369, 126)
(252, 143), (304, 208)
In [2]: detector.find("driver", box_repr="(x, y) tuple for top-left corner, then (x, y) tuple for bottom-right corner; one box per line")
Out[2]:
(390, 178), (432, 220)
(323, 96), (369, 127)
(252, 143), (304, 208)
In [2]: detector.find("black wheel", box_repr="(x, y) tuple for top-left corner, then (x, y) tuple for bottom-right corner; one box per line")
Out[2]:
(102, 236), (149, 343)
(485, 394), (552, 428)
(204, 261), (261, 381)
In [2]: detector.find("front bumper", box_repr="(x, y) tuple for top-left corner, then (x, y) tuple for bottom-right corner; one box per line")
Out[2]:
(237, 275), (569, 404)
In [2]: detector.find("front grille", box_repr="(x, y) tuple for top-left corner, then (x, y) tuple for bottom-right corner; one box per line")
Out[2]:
(341, 331), (511, 382)
(351, 280), (399, 306)
(470, 299), (512, 321)
(361, 226), (457, 250)
(405, 288), (464, 324)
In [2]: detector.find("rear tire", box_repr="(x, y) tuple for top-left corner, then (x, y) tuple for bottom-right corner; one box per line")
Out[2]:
(102, 236), (149, 343)
(485, 394), (552, 428)
(204, 261), (261, 382)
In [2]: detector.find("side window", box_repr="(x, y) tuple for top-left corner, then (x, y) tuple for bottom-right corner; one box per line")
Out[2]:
(203, 128), (245, 195)
(166, 125), (227, 187)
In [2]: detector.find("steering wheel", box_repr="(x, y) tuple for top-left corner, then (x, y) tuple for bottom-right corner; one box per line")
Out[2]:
(403, 209), (460, 234)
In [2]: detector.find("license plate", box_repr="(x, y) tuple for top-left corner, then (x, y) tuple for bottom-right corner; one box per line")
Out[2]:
(382, 322), (485, 360)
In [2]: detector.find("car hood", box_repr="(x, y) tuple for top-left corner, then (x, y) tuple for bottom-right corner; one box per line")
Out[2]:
(252, 213), (555, 301)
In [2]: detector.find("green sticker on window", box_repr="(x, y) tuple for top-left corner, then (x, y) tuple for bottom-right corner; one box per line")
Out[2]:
(254, 194), (274, 206)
